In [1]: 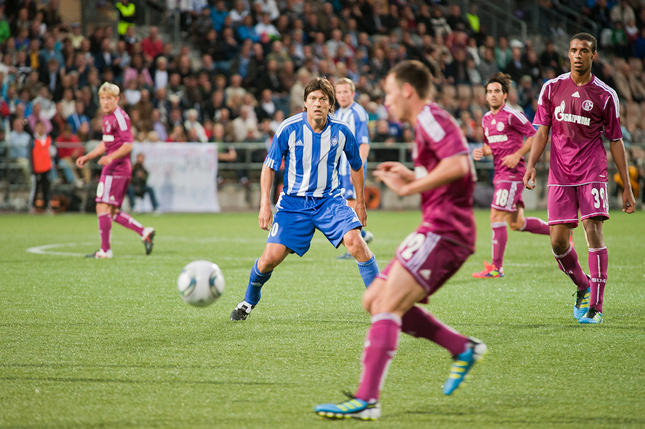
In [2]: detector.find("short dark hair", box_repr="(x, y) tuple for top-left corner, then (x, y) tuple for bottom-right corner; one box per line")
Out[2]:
(570, 32), (597, 53)
(388, 60), (433, 100)
(486, 72), (512, 94)
(303, 77), (336, 113)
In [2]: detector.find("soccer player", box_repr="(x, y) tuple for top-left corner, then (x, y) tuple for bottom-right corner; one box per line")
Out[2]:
(472, 73), (549, 278)
(230, 77), (379, 321)
(315, 61), (486, 420)
(524, 33), (636, 324)
(76, 82), (155, 259)
(333, 78), (374, 259)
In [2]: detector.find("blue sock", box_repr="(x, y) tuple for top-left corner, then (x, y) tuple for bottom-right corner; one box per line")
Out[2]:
(361, 229), (366, 238)
(243, 259), (272, 305)
(357, 255), (379, 288)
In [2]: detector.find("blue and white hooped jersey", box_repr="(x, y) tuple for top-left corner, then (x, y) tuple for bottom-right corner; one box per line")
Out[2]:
(264, 112), (362, 197)
(332, 102), (370, 177)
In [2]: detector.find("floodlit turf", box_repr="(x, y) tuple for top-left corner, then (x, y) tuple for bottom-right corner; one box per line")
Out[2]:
(1, 209), (644, 428)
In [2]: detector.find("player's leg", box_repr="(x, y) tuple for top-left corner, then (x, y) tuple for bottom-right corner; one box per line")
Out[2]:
(343, 228), (379, 287)
(473, 208), (506, 278)
(109, 176), (155, 254)
(510, 205), (549, 235)
(91, 201), (114, 258)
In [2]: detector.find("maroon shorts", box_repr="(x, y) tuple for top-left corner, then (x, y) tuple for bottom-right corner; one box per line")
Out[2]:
(377, 230), (473, 304)
(96, 174), (130, 208)
(491, 181), (524, 212)
(547, 183), (610, 227)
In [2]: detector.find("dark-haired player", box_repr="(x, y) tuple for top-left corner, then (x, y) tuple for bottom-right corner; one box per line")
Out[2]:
(472, 72), (549, 278)
(525, 33), (635, 324)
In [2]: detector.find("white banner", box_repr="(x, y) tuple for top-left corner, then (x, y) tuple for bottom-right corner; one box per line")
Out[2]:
(132, 143), (220, 212)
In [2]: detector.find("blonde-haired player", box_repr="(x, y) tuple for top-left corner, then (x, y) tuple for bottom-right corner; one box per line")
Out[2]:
(77, 82), (155, 258)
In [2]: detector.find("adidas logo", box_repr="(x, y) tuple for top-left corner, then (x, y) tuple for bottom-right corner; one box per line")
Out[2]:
(295, 140), (304, 146)
(572, 91), (580, 98)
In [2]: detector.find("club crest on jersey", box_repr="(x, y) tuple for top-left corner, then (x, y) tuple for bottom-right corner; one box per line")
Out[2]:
(582, 100), (593, 111)
(554, 100), (590, 126)
(331, 137), (339, 146)
(496, 122), (505, 132)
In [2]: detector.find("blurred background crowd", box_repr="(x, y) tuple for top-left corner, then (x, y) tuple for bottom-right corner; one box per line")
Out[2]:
(0, 0), (644, 211)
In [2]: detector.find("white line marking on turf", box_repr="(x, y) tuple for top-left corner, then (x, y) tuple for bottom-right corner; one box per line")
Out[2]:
(26, 242), (94, 257)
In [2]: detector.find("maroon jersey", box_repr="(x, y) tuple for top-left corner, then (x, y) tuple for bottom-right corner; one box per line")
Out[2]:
(414, 103), (476, 251)
(482, 105), (536, 183)
(534, 73), (621, 185)
(102, 106), (133, 177)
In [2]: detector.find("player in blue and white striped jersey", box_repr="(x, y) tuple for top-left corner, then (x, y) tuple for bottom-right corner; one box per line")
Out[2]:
(231, 77), (380, 321)
(333, 78), (375, 259)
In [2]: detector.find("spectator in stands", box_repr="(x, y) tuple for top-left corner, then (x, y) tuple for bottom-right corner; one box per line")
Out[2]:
(238, 15), (260, 43)
(115, 0), (136, 40)
(153, 56), (169, 90)
(166, 124), (187, 142)
(150, 109), (167, 142)
(229, 0), (248, 23)
(255, 12), (280, 43)
(8, 117), (31, 184)
(55, 123), (87, 187)
(142, 26), (163, 60)
(27, 102), (53, 135)
(506, 42), (528, 82)
(256, 88), (277, 122)
(127, 153), (160, 213)
(184, 108), (208, 143)
(67, 101), (89, 133)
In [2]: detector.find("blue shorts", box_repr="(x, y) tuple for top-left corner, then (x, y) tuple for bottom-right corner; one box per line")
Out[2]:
(267, 194), (363, 256)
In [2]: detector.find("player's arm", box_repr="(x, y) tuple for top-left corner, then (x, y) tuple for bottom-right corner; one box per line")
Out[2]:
(502, 136), (533, 168)
(376, 161), (415, 182)
(359, 143), (369, 166)
(76, 141), (106, 167)
(258, 164), (275, 230)
(98, 142), (132, 166)
(350, 164), (367, 226)
(609, 138), (636, 213)
(374, 154), (470, 196)
(523, 125), (550, 190)
(472, 144), (491, 160)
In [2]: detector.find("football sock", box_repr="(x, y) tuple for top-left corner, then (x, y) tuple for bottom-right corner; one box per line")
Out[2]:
(520, 217), (550, 235)
(355, 313), (401, 403)
(357, 255), (379, 288)
(588, 247), (608, 313)
(243, 259), (272, 305)
(491, 222), (507, 269)
(112, 211), (145, 236)
(97, 213), (112, 252)
(402, 306), (469, 356)
(553, 245), (589, 291)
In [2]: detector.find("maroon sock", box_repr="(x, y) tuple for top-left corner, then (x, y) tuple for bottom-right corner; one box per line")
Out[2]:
(97, 213), (112, 252)
(553, 246), (589, 291)
(402, 306), (469, 356)
(491, 222), (507, 269)
(354, 313), (401, 403)
(520, 217), (550, 235)
(113, 211), (144, 236)
(588, 247), (608, 313)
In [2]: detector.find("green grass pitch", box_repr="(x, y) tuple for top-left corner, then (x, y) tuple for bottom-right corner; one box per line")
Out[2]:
(1, 210), (644, 428)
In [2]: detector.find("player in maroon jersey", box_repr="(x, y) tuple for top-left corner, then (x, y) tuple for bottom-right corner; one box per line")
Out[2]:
(525, 33), (635, 324)
(76, 83), (155, 259)
(472, 72), (549, 279)
(315, 61), (486, 420)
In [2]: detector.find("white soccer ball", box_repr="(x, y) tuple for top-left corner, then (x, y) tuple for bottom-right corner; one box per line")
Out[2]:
(177, 260), (225, 307)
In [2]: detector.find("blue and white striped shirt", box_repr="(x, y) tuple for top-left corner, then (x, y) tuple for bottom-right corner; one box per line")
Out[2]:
(333, 102), (370, 177)
(264, 112), (362, 197)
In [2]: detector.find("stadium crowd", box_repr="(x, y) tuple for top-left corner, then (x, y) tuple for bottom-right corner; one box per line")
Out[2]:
(0, 0), (644, 206)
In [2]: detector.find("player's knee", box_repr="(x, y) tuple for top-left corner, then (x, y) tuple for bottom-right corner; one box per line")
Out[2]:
(258, 254), (281, 272)
(551, 238), (569, 255)
(509, 220), (523, 231)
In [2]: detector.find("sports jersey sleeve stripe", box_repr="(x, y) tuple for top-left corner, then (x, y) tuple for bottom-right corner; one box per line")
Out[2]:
(418, 108), (446, 141)
(114, 108), (128, 131)
(504, 105), (529, 124)
(275, 113), (303, 138)
(352, 103), (369, 122)
(593, 78), (620, 118)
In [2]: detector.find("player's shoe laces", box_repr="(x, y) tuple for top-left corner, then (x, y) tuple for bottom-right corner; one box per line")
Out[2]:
(315, 393), (380, 420)
(472, 261), (504, 278)
(86, 249), (113, 259)
(142, 227), (155, 255)
(573, 286), (590, 320)
(578, 307), (602, 324)
(230, 301), (255, 321)
(443, 338), (487, 395)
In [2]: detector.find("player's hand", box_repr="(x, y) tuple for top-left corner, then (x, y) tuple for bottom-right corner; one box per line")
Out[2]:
(622, 189), (636, 214)
(376, 161), (414, 182)
(374, 170), (410, 196)
(502, 153), (522, 168)
(76, 156), (87, 168)
(523, 168), (536, 190)
(354, 203), (367, 226)
(258, 204), (273, 231)
(472, 148), (484, 161)
(98, 156), (113, 166)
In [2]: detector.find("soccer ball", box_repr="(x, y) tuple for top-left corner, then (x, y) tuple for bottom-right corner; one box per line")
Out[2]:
(177, 260), (225, 307)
